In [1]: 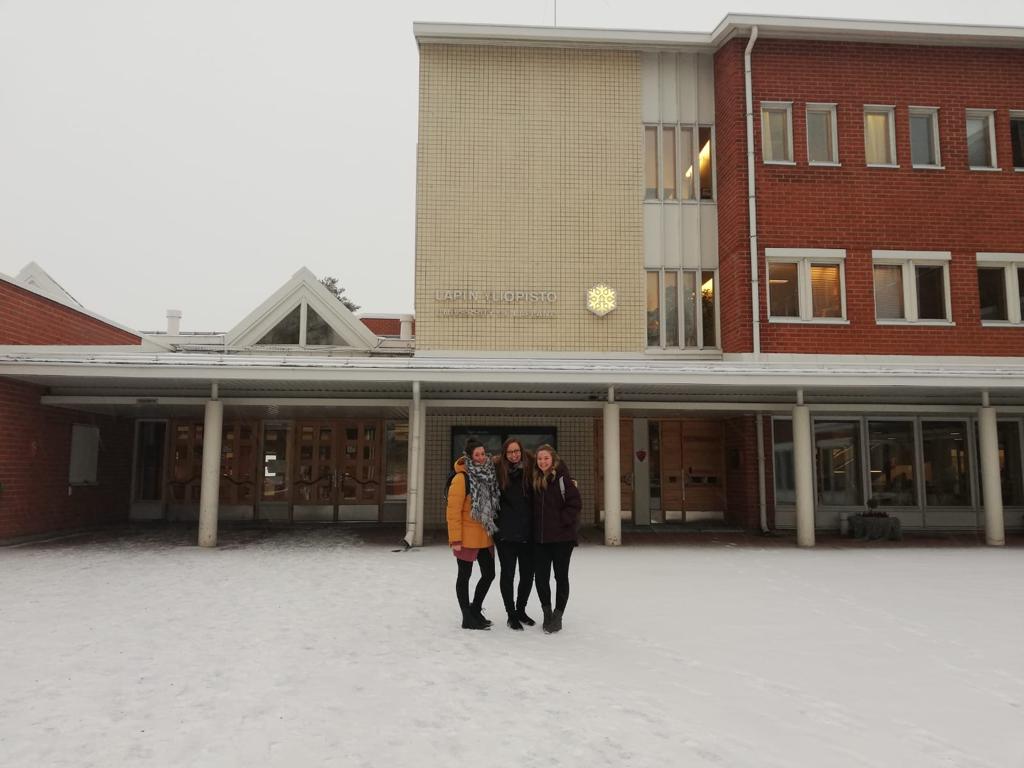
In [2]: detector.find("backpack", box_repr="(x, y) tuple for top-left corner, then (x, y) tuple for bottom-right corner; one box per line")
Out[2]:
(443, 469), (471, 504)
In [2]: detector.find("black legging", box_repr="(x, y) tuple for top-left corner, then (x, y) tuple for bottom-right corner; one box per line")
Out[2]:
(534, 541), (574, 612)
(455, 547), (495, 610)
(496, 541), (535, 615)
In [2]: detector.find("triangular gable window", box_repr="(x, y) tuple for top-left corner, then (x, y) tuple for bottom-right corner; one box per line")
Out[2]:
(306, 305), (346, 345)
(256, 306), (300, 345)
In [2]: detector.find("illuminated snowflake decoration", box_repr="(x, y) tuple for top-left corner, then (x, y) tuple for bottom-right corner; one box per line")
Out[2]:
(586, 284), (617, 317)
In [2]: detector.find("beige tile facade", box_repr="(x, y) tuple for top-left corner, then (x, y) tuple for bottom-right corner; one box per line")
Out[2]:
(416, 44), (644, 352)
(424, 412), (596, 530)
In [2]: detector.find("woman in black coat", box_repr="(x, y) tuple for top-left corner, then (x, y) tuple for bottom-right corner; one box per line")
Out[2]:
(531, 444), (582, 634)
(494, 438), (536, 630)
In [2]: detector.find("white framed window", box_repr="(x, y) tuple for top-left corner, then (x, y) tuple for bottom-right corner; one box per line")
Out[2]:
(909, 107), (942, 168)
(976, 253), (1024, 324)
(864, 105), (897, 166)
(765, 248), (847, 322)
(644, 123), (696, 201)
(646, 269), (718, 349)
(806, 103), (839, 165)
(761, 102), (794, 163)
(1008, 111), (1024, 170)
(966, 109), (999, 170)
(872, 250), (952, 324)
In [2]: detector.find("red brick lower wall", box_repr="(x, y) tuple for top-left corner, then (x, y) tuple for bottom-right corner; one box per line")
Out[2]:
(722, 414), (779, 531)
(0, 380), (133, 540)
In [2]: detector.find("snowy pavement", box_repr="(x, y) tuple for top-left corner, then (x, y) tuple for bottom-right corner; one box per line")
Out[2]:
(2, 528), (1022, 768)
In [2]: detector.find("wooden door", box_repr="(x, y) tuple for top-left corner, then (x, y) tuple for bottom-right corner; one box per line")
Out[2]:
(594, 417), (634, 521)
(682, 420), (726, 513)
(659, 420), (684, 521)
(293, 422), (338, 517)
(337, 420), (383, 506)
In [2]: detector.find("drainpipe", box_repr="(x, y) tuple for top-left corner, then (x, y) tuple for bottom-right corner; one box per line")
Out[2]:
(744, 26), (761, 356)
(402, 382), (421, 548)
(756, 414), (769, 533)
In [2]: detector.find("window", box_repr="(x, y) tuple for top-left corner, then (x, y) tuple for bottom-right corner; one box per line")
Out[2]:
(772, 418), (795, 505)
(909, 107), (941, 167)
(806, 103), (838, 165)
(698, 126), (714, 200)
(921, 421), (971, 507)
(766, 249), (845, 321)
(644, 124), (695, 201)
(646, 269), (717, 349)
(450, 427), (556, 464)
(872, 251), (951, 323)
(257, 306), (301, 344)
(993, 421), (1024, 506)
(864, 106), (896, 166)
(976, 253), (1024, 324)
(815, 420), (863, 506)
(1009, 111), (1024, 170)
(868, 420), (917, 506)
(761, 102), (793, 163)
(966, 109), (998, 169)
(69, 424), (100, 486)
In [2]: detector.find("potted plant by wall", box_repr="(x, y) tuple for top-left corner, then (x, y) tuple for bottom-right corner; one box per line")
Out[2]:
(851, 497), (901, 540)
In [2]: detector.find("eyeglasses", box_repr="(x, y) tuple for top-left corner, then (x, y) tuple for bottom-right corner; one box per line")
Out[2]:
(506, 449), (522, 455)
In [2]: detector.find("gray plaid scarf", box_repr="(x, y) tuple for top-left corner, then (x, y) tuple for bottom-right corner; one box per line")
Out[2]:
(463, 455), (500, 535)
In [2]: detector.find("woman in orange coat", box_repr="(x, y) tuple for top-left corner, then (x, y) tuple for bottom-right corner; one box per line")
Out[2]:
(447, 439), (501, 630)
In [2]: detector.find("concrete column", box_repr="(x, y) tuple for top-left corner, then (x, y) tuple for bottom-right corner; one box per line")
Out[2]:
(792, 403), (815, 548)
(977, 406), (1006, 547)
(197, 398), (224, 548)
(603, 399), (622, 546)
(413, 399), (427, 547)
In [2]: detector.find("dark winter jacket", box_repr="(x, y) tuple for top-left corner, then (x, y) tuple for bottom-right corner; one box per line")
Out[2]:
(532, 465), (582, 544)
(496, 465), (532, 544)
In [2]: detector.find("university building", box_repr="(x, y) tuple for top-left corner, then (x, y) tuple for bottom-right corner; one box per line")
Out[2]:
(1, 15), (1023, 547)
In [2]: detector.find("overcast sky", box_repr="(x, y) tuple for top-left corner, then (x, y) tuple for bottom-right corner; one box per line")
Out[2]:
(2, 1), (1022, 332)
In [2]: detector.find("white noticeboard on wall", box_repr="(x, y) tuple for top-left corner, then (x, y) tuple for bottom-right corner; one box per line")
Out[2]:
(69, 424), (100, 485)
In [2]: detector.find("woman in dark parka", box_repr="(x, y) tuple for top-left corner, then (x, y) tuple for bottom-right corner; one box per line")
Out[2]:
(494, 438), (536, 631)
(531, 444), (582, 634)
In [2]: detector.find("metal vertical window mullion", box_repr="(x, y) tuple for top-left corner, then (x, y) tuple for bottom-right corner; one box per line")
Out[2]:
(798, 259), (811, 320)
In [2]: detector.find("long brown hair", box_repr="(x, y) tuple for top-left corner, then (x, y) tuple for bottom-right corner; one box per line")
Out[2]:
(531, 444), (562, 492)
(496, 438), (532, 491)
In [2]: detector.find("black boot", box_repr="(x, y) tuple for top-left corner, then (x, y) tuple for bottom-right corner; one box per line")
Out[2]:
(515, 606), (536, 627)
(461, 607), (489, 630)
(541, 605), (554, 633)
(548, 609), (563, 634)
(470, 602), (493, 628)
(506, 612), (524, 631)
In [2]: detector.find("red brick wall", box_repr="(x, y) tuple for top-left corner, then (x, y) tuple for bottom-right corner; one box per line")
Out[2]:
(0, 280), (140, 345)
(359, 317), (414, 337)
(715, 38), (1024, 356)
(0, 380), (133, 540)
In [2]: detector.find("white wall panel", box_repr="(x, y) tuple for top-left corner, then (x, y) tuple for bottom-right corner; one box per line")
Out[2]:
(641, 53), (660, 122)
(663, 204), (683, 268)
(681, 205), (701, 269)
(659, 53), (678, 123)
(697, 54), (715, 122)
(701, 205), (719, 268)
(677, 54), (698, 124)
(644, 204), (664, 267)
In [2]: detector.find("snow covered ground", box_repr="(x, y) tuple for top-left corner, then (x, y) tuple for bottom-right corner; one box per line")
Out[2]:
(2, 528), (1022, 768)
